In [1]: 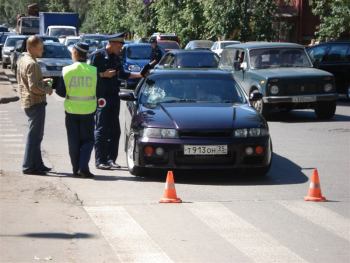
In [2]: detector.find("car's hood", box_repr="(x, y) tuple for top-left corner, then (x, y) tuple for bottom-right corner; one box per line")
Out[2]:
(138, 103), (264, 130)
(125, 58), (150, 67)
(37, 58), (72, 66)
(254, 67), (333, 79)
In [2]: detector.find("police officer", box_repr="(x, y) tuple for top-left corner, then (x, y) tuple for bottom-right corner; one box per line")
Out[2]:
(56, 42), (97, 178)
(140, 38), (163, 77)
(89, 33), (141, 170)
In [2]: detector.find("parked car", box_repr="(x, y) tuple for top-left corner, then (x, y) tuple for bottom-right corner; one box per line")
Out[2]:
(149, 33), (180, 44)
(155, 50), (219, 69)
(185, 40), (214, 50)
(0, 32), (15, 60)
(211, 40), (240, 56)
(2, 35), (27, 69)
(37, 42), (72, 83)
(0, 25), (9, 32)
(121, 43), (164, 88)
(64, 35), (80, 53)
(80, 34), (106, 54)
(11, 35), (59, 76)
(307, 41), (350, 100)
(120, 69), (272, 177)
(219, 42), (337, 119)
(157, 40), (180, 52)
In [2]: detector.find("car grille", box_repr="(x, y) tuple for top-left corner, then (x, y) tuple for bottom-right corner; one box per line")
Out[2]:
(179, 130), (232, 138)
(46, 66), (63, 71)
(270, 79), (324, 96)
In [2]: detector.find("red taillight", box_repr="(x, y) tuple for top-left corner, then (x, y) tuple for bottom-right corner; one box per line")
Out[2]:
(255, 146), (264, 155)
(144, 146), (154, 157)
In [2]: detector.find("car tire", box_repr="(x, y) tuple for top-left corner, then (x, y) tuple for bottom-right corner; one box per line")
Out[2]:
(250, 90), (270, 117)
(126, 132), (143, 177)
(314, 100), (336, 119)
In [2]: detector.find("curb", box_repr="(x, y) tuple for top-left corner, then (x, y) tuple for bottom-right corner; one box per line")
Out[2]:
(0, 68), (19, 104)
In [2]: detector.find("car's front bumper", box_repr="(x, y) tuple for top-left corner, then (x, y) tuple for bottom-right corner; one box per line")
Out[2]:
(263, 93), (337, 104)
(1, 54), (10, 64)
(134, 136), (272, 170)
(41, 69), (63, 78)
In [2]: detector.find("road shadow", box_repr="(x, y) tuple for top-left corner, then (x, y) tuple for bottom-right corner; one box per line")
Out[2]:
(267, 109), (350, 123)
(133, 152), (308, 186)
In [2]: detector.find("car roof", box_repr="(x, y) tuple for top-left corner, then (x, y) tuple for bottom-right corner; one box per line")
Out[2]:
(310, 41), (350, 47)
(167, 49), (215, 54)
(188, 40), (213, 43)
(225, 41), (304, 49)
(43, 42), (65, 46)
(81, 34), (106, 37)
(6, 35), (27, 39)
(124, 43), (151, 47)
(150, 69), (232, 78)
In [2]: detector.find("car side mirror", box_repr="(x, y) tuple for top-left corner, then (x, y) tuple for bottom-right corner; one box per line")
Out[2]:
(119, 91), (137, 101)
(249, 92), (263, 101)
(240, 62), (247, 71)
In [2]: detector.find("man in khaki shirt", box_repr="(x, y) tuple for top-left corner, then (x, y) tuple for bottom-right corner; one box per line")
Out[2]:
(17, 36), (53, 175)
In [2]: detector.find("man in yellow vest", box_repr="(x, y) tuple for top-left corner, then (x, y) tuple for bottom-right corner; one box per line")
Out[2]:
(56, 42), (97, 178)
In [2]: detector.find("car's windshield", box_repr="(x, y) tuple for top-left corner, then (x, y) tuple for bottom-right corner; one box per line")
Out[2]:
(249, 48), (312, 69)
(5, 37), (25, 47)
(66, 39), (79, 46)
(176, 53), (219, 68)
(0, 34), (11, 44)
(140, 76), (246, 105)
(158, 42), (180, 50)
(127, 46), (152, 59)
(221, 42), (239, 48)
(50, 28), (76, 37)
(21, 18), (39, 28)
(43, 45), (70, 58)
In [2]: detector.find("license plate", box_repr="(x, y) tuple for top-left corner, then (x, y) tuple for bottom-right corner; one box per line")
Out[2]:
(184, 145), (228, 155)
(292, 96), (316, 103)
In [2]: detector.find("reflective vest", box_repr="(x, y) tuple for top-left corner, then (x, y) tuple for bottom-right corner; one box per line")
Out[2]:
(63, 62), (97, 114)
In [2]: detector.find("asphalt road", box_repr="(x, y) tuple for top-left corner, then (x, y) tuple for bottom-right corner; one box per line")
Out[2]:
(0, 68), (349, 262)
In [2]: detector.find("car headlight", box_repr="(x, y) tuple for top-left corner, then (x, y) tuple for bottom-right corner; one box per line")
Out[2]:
(324, 83), (333, 92)
(234, 128), (269, 138)
(128, 64), (141, 72)
(142, 128), (178, 139)
(270, 85), (279, 95)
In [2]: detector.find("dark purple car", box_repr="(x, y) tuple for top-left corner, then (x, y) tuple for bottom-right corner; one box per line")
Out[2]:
(120, 69), (272, 177)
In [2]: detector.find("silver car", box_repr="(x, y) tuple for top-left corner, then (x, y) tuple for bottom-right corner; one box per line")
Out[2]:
(2, 35), (26, 69)
(36, 42), (72, 79)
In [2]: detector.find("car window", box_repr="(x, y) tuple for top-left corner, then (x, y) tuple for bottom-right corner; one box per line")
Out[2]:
(43, 45), (71, 58)
(324, 44), (350, 63)
(175, 53), (219, 68)
(158, 41), (180, 50)
(5, 38), (25, 47)
(212, 42), (218, 50)
(127, 46), (152, 59)
(307, 45), (328, 63)
(249, 48), (312, 68)
(160, 54), (174, 66)
(219, 49), (236, 69)
(221, 42), (240, 48)
(140, 76), (246, 104)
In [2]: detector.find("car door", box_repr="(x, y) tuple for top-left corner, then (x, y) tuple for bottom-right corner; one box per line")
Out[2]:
(232, 49), (248, 91)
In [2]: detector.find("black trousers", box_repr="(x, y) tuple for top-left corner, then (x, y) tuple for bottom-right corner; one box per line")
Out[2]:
(94, 99), (120, 165)
(65, 112), (95, 174)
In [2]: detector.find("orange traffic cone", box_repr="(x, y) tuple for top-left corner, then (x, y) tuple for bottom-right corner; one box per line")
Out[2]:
(159, 171), (182, 203)
(304, 169), (326, 202)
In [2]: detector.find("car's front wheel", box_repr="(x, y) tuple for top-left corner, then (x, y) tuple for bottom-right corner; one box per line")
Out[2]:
(250, 90), (269, 116)
(126, 133), (143, 177)
(314, 101), (336, 119)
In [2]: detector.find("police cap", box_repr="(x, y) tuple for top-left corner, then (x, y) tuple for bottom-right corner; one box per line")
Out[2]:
(73, 42), (89, 53)
(107, 33), (125, 44)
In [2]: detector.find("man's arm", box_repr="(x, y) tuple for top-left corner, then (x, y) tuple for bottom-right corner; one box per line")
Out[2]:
(27, 63), (52, 95)
(55, 77), (66, 98)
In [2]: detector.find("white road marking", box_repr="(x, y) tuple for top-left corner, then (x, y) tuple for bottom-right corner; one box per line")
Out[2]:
(0, 138), (23, 142)
(53, 93), (65, 102)
(3, 144), (24, 148)
(85, 206), (173, 263)
(0, 134), (23, 137)
(279, 201), (350, 242)
(186, 202), (306, 263)
(0, 129), (18, 132)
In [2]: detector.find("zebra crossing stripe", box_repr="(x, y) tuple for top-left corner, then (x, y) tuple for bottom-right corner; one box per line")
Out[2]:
(279, 201), (350, 242)
(85, 206), (173, 263)
(186, 202), (306, 263)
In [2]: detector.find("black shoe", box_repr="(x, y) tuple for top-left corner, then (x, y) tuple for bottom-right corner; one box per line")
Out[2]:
(39, 165), (52, 172)
(96, 163), (111, 170)
(108, 161), (121, 169)
(77, 170), (94, 178)
(23, 170), (47, 175)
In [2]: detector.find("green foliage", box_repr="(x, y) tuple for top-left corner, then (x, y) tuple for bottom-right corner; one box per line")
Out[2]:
(312, 0), (350, 41)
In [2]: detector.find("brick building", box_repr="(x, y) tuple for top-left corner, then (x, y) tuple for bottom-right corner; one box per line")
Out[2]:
(275, 0), (319, 44)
